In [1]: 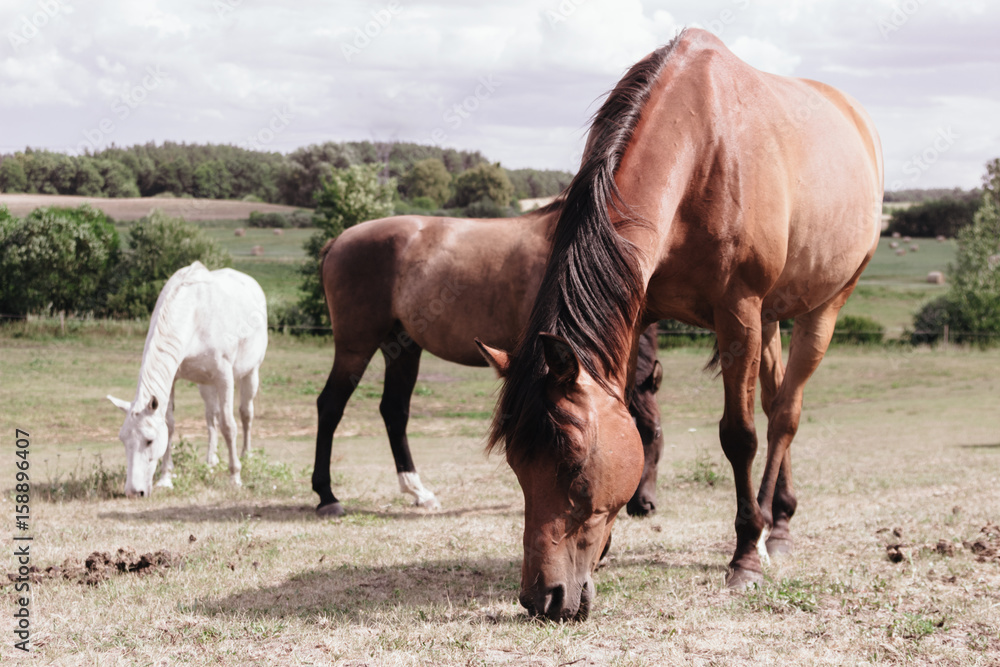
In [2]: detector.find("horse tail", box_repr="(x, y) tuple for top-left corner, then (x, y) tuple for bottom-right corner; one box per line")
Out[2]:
(704, 337), (721, 376)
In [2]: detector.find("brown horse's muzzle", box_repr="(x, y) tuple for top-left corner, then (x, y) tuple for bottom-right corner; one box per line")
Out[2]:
(520, 573), (594, 622)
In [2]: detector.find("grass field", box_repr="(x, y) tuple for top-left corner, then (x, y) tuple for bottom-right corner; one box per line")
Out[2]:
(0, 193), (303, 221)
(1, 329), (998, 664)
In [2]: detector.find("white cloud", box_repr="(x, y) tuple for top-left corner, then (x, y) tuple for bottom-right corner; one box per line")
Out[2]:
(1, 0), (998, 185)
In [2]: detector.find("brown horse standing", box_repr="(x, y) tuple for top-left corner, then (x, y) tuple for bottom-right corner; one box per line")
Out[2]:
(312, 208), (664, 517)
(480, 28), (883, 620)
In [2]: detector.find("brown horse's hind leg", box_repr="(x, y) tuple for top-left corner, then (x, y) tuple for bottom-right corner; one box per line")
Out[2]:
(758, 321), (795, 557)
(379, 332), (440, 510)
(756, 295), (847, 558)
(313, 345), (378, 517)
(714, 301), (766, 589)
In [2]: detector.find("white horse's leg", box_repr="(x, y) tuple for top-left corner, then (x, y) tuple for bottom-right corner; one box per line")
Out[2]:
(238, 368), (259, 459)
(216, 371), (241, 486)
(156, 386), (176, 489)
(198, 384), (220, 467)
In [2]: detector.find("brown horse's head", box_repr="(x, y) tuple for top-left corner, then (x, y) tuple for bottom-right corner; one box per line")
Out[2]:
(478, 335), (644, 621)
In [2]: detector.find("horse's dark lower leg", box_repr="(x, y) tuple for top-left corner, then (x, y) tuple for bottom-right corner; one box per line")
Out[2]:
(379, 336), (439, 508)
(715, 307), (765, 588)
(313, 350), (373, 516)
(767, 451), (797, 555)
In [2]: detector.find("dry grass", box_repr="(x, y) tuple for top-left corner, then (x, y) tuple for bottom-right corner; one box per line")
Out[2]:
(0, 193), (301, 221)
(1, 334), (999, 665)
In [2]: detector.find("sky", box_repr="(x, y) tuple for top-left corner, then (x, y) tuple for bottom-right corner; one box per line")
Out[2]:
(2, 0), (998, 191)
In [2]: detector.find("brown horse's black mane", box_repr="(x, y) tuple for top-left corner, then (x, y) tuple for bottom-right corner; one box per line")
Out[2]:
(488, 34), (685, 461)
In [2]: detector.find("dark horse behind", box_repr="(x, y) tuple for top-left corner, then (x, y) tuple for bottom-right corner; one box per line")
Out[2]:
(311, 208), (664, 518)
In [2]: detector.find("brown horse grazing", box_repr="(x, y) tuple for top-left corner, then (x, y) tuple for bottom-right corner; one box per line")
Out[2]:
(312, 208), (664, 518)
(479, 28), (883, 621)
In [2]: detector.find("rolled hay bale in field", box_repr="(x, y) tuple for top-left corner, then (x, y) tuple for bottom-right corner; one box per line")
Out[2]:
(937, 235), (947, 242)
(892, 231), (901, 238)
(910, 244), (919, 252)
(234, 228), (246, 237)
(889, 241), (899, 249)
(927, 271), (945, 284)
(250, 245), (264, 256)
(273, 228), (284, 236)
(903, 235), (912, 243)
(896, 248), (907, 256)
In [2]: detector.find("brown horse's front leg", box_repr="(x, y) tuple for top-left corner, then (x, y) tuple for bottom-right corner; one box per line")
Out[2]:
(715, 303), (765, 589)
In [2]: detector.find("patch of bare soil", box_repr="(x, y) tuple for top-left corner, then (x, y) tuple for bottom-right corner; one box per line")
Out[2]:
(7, 547), (182, 586)
(879, 523), (1000, 565)
(963, 523), (1000, 563)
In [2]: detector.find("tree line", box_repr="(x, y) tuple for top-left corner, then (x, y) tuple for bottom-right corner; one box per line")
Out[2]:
(0, 141), (573, 209)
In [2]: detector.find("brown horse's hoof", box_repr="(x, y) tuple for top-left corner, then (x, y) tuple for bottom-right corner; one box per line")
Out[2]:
(725, 566), (764, 590)
(766, 536), (794, 558)
(316, 501), (346, 518)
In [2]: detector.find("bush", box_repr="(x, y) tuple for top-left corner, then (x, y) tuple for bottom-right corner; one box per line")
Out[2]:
(102, 210), (231, 318)
(286, 210), (313, 228)
(885, 198), (979, 239)
(910, 296), (958, 345)
(831, 314), (885, 345)
(410, 196), (438, 210)
(0, 204), (121, 318)
(450, 163), (515, 208)
(248, 211), (289, 228)
(461, 197), (516, 219)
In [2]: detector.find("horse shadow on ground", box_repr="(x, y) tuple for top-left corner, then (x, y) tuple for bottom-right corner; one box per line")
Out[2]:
(98, 502), (519, 524)
(197, 556), (530, 625)
(956, 443), (1000, 449)
(194, 546), (726, 626)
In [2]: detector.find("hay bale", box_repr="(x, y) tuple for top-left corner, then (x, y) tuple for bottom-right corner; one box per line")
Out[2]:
(891, 231), (901, 238)
(903, 235), (912, 243)
(234, 228), (246, 237)
(936, 235), (947, 243)
(250, 245), (264, 256)
(927, 271), (945, 284)
(910, 244), (919, 252)
(895, 248), (907, 256)
(273, 228), (284, 236)
(889, 241), (899, 249)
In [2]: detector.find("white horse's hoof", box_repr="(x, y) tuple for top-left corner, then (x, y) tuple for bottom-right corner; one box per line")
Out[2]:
(155, 476), (174, 489)
(416, 496), (442, 511)
(207, 454), (220, 467)
(230, 472), (242, 486)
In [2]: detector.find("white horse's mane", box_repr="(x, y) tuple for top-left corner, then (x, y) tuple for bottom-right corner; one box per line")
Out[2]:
(135, 262), (212, 406)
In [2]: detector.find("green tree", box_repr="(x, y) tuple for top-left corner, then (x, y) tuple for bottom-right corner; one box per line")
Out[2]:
(97, 160), (141, 198)
(450, 162), (515, 209)
(0, 205), (121, 317)
(886, 198), (979, 238)
(912, 169), (1000, 344)
(192, 159), (234, 199)
(0, 158), (27, 192)
(103, 210), (232, 318)
(402, 158), (451, 206)
(292, 164), (396, 331)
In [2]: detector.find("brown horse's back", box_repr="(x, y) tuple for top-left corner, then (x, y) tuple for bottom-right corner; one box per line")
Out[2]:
(321, 214), (552, 365)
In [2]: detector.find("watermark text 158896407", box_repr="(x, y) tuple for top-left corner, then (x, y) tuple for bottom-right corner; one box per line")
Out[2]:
(13, 429), (32, 653)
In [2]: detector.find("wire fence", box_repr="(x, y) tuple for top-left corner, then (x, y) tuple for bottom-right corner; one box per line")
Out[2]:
(3, 313), (1000, 343)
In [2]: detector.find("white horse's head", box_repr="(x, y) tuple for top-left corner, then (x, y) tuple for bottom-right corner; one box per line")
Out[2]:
(107, 394), (168, 498)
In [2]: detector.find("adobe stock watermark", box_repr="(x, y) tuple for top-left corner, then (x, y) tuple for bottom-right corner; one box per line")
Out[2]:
(877, 0), (929, 40)
(427, 76), (501, 145)
(544, 0), (589, 28)
(7, 0), (67, 51)
(239, 102), (295, 151)
(341, 1), (402, 62)
(76, 66), (169, 155)
(890, 126), (958, 190)
(690, 0), (750, 37)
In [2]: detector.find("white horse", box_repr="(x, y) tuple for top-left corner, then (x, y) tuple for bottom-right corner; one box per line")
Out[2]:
(107, 262), (268, 498)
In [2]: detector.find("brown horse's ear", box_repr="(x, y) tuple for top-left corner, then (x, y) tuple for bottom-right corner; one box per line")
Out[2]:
(475, 339), (510, 377)
(539, 333), (579, 385)
(650, 360), (663, 393)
